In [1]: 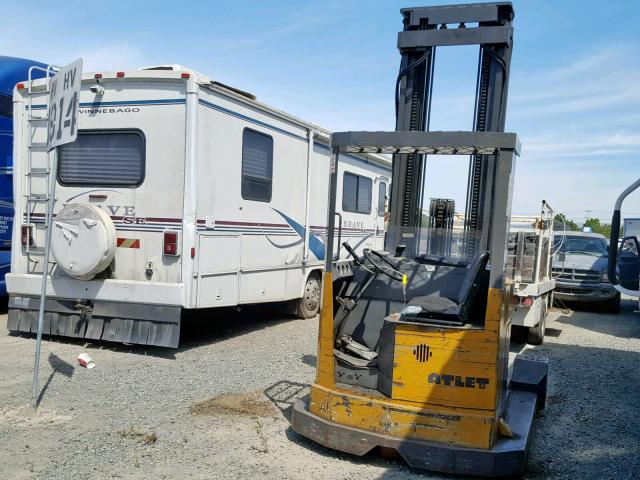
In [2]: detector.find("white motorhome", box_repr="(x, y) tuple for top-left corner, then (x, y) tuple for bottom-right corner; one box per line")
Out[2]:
(7, 65), (391, 347)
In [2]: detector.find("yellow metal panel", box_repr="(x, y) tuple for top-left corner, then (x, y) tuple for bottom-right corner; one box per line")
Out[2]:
(315, 272), (335, 388)
(309, 384), (496, 449)
(391, 327), (499, 409)
(393, 323), (500, 344)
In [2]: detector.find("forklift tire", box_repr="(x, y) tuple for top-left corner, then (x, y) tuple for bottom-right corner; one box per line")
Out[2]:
(527, 298), (547, 345)
(604, 293), (621, 314)
(296, 272), (321, 319)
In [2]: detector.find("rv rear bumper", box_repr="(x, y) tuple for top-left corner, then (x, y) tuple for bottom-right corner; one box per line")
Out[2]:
(6, 273), (183, 305)
(6, 274), (184, 348)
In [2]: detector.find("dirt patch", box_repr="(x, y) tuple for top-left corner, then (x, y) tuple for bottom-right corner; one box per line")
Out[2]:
(117, 427), (158, 445)
(0, 404), (73, 427)
(190, 390), (278, 418)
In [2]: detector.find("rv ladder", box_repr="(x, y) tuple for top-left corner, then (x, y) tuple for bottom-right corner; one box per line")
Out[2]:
(23, 65), (59, 262)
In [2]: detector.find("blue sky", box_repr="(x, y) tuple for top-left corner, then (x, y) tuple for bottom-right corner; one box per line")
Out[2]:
(2, 0), (639, 222)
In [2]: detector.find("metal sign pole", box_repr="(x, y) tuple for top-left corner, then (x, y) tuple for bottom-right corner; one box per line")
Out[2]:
(31, 58), (82, 406)
(31, 147), (58, 403)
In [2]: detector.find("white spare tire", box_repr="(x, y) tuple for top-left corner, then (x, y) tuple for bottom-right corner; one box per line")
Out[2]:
(50, 204), (116, 280)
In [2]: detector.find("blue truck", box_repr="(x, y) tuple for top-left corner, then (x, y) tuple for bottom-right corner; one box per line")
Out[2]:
(0, 56), (47, 295)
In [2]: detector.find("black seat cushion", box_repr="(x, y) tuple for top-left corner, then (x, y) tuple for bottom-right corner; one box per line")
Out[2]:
(407, 295), (457, 314)
(403, 251), (490, 323)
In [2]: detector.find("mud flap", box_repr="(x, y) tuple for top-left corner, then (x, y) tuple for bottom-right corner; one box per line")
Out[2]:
(7, 296), (180, 348)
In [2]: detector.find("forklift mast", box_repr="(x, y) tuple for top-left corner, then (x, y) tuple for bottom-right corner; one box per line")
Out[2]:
(389, 2), (514, 257)
(427, 198), (455, 256)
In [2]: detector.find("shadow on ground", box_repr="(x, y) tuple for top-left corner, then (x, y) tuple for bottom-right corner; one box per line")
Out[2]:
(263, 380), (310, 420)
(553, 298), (639, 338)
(36, 352), (75, 408)
(179, 302), (300, 351)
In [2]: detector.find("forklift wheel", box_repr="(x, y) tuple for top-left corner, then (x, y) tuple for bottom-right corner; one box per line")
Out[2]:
(527, 300), (547, 345)
(527, 308), (547, 345)
(296, 273), (321, 319)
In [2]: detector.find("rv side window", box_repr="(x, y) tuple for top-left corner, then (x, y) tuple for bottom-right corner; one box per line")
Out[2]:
(241, 129), (273, 202)
(342, 172), (372, 214)
(378, 181), (387, 217)
(58, 130), (145, 186)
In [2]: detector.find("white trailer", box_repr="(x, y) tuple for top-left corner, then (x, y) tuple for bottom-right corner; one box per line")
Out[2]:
(507, 201), (556, 344)
(623, 218), (640, 239)
(7, 65), (391, 347)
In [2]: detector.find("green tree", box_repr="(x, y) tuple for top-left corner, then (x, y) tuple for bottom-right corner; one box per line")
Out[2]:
(583, 217), (615, 238)
(554, 213), (579, 232)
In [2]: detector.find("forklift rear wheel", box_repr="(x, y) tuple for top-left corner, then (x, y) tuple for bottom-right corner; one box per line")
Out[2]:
(527, 298), (547, 345)
(296, 272), (321, 319)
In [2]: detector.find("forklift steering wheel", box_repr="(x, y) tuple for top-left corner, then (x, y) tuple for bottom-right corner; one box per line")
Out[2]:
(362, 249), (404, 282)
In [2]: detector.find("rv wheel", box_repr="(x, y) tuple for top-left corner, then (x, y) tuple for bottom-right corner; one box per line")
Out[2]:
(296, 273), (321, 319)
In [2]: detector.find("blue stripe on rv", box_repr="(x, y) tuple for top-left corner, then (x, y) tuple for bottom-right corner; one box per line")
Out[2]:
(29, 98), (186, 110)
(198, 99), (308, 142)
(198, 99), (389, 169)
(28, 98), (390, 171)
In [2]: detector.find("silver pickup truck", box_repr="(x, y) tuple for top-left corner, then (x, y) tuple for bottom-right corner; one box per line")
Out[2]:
(552, 231), (620, 313)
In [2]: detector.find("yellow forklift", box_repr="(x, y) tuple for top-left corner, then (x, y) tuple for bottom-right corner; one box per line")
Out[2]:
(290, 3), (548, 477)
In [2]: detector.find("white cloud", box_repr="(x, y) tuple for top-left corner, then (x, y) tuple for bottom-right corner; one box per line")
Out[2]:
(523, 131), (640, 159)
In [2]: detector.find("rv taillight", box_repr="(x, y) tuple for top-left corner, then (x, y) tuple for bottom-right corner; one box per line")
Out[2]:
(16, 82), (25, 90)
(163, 231), (179, 256)
(116, 71), (125, 78)
(181, 73), (190, 79)
(521, 296), (534, 308)
(511, 296), (521, 306)
(21, 225), (33, 247)
(94, 73), (103, 79)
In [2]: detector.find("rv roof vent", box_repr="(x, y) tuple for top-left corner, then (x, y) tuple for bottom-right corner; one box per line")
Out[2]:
(142, 64), (191, 72)
(210, 81), (256, 101)
(141, 65), (256, 100)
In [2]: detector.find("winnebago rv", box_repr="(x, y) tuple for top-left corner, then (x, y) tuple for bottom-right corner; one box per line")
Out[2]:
(0, 56), (47, 295)
(7, 65), (391, 347)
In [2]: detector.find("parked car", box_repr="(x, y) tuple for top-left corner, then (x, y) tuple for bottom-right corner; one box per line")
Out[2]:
(552, 231), (620, 313)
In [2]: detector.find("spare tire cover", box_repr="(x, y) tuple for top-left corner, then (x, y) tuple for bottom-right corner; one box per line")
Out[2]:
(50, 204), (116, 280)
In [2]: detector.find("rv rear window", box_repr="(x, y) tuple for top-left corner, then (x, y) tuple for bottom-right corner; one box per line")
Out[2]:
(378, 181), (387, 217)
(342, 172), (372, 214)
(58, 130), (145, 187)
(241, 128), (273, 202)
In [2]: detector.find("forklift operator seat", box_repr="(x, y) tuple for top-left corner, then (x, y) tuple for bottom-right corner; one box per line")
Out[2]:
(337, 250), (491, 354)
(404, 251), (490, 325)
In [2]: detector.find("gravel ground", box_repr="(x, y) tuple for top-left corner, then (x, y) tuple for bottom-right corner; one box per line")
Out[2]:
(0, 298), (639, 480)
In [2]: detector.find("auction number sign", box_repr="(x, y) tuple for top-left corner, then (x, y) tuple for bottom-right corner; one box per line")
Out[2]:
(47, 58), (82, 151)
